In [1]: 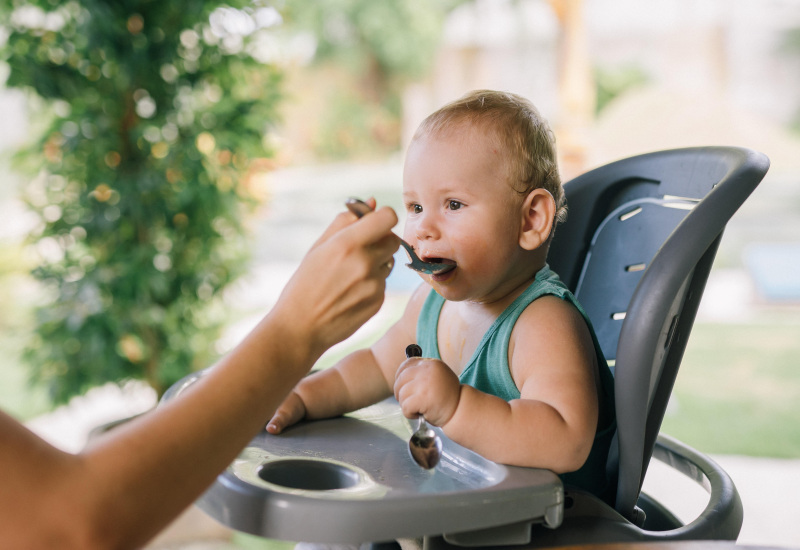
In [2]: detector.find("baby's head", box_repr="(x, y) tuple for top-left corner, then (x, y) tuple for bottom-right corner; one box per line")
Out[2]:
(402, 91), (564, 299)
(411, 90), (566, 228)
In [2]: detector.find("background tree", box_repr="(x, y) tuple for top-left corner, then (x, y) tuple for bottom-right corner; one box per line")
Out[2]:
(1, 0), (283, 402)
(281, 0), (464, 159)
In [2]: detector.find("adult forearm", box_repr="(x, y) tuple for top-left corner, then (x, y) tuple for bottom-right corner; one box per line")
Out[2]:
(80, 313), (318, 548)
(0, 314), (316, 550)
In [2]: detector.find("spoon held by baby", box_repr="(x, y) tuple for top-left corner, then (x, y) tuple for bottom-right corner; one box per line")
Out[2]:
(404, 344), (443, 470)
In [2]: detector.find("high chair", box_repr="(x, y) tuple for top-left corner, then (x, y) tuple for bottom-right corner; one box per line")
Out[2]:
(162, 146), (769, 547)
(522, 145), (769, 546)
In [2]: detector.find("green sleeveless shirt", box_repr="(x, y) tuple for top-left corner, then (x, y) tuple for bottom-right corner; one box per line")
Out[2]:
(416, 265), (617, 503)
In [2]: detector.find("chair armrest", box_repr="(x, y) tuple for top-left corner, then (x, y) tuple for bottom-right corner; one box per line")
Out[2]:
(519, 434), (743, 548)
(645, 433), (743, 541)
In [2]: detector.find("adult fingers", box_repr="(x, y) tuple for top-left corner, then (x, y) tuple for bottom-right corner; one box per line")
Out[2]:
(342, 206), (399, 255)
(311, 200), (394, 252)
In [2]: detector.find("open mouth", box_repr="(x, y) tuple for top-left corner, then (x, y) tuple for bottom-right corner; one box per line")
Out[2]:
(423, 256), (457, 274)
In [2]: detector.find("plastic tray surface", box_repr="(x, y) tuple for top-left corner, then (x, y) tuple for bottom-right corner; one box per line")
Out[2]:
(163, 370), (564, 544)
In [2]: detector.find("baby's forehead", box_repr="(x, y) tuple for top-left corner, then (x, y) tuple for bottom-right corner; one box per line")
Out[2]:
(414, 120), (504, 151)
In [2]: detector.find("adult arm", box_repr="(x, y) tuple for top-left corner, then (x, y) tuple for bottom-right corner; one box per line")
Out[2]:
(0, 206), (399, 550)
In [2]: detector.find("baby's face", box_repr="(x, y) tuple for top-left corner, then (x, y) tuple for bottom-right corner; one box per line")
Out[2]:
(402, 126), (530, 304)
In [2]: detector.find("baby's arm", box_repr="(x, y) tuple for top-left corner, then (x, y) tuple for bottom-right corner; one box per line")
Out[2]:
(397, 296), (600, 472)
(266, 347), (389, 434)
(267, 283), (430, 434)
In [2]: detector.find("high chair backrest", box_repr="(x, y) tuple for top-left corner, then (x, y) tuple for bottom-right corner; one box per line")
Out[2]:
(548, 147), (769, 523)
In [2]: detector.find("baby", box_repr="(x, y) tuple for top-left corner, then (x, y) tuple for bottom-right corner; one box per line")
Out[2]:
(268, 90), (616, 501)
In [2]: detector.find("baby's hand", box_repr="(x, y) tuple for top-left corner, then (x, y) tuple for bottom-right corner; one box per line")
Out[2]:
(266, 391), (306, 434)
(394, 357), (461, 427)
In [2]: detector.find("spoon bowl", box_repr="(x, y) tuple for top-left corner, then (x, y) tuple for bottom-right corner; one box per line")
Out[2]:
(408, 416), (443, 470)
(404, 344), (443, 470)
(345, 198), (455, 275)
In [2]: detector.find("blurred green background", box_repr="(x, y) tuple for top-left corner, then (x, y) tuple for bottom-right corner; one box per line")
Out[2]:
(2, 1), (800, 548)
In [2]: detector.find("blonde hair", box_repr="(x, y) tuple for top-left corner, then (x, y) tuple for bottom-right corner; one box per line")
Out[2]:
(412, 90), (566, 225)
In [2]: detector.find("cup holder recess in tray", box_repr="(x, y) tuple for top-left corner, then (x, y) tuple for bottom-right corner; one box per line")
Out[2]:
(258, 458), (361, 491)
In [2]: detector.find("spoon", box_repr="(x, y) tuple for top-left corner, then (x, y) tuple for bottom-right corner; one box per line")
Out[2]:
(345, 198), (455, 275)
(404, 344), (443, 470)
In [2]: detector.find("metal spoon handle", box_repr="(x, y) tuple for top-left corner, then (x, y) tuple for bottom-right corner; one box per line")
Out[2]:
(404, 344), (427, 429)
(345, 197), (374, 218)
(404, 344), (443, 470)
(405, 344), (428, 430)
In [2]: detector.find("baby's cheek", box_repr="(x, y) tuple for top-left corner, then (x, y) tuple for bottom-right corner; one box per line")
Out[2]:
(401, 222), (416, 243)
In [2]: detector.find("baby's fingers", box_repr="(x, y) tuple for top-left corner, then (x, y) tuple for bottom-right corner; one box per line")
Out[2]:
(265, 412), (289, 434)
(266, 393), (305, 434)
(393, 358), (422, 400)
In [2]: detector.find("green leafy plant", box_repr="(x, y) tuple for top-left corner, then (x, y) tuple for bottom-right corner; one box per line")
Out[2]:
(1, 1), (283, 402)
(282, 0), (464, 159)
(594, 64), (649, 115)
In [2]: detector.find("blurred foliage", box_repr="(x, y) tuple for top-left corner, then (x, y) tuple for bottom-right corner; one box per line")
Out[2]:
(594, 64), (649, 115)
(281, 0), (465, 159)
(779, 26), (800, 57)
(0, 239), (51, 420)
(0, 0), (283, 403)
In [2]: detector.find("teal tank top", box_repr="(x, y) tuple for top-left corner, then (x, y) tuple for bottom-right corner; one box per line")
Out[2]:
(416, 265), (617, 503)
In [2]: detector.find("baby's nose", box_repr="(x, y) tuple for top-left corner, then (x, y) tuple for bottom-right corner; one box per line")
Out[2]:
(414, 213), (440, 241)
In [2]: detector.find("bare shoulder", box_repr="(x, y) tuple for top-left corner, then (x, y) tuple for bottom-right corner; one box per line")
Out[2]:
(396, 282), (434, 334)
(371, 283), (432, 364)
(407, 282), (434, 314)
(509, 294), (598, 393)
(517, 294), (591, 335)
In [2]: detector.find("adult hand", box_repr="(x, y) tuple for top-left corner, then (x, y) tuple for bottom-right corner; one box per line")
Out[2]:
(394, 357), (462, 427)
(271, 200), (399, 360)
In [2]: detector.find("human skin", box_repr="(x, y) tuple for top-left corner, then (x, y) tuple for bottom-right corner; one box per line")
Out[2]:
(267, 123), (600, 473)
(0, 204), (399, 550)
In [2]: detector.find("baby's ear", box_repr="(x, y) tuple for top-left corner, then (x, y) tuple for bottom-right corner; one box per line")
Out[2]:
(519, 189), (556, 251)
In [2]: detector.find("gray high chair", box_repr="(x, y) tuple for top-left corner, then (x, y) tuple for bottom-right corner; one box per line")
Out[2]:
(524, 145), (769, 546)
(162, 146), (769, 547)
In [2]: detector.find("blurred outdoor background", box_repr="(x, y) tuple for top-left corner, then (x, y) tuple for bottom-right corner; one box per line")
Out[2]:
(1, 0), (800, 548)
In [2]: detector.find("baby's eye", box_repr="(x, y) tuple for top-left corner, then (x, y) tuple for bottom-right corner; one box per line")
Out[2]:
(448, 200), (463, 211)
(409, 203), (422, 214)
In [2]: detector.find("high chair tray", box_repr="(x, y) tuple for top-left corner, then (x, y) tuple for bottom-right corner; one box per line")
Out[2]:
(163, 370), (564, 545)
